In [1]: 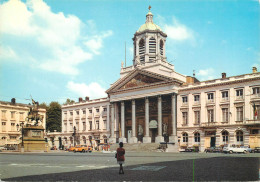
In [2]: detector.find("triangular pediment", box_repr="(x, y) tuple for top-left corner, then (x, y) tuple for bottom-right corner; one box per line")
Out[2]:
(106, 68), (183, 94)
(120, 73), (163, 90)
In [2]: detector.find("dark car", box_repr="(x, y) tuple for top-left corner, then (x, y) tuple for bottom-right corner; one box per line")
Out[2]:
(213, 147), (223, 153)
(185, 147), (199, 152)
(204, 147), (215, 153)
(253, 147), (260, 153)
(5, 145), (15, 150)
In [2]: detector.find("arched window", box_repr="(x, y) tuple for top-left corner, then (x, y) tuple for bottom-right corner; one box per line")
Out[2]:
(160, 40), (164, 56)
(222, 131), (229, 143)
(139, 39), (145, 63)
(183, 133), (188, 142)
(236, 130), (243, 142)
(194, 133), (200, 142)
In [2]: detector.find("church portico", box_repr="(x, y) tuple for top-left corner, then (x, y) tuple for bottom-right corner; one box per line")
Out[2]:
(108, 93), (178, 144)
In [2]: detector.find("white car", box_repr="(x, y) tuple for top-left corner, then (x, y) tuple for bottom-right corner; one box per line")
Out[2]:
(223, 144), (250, 154)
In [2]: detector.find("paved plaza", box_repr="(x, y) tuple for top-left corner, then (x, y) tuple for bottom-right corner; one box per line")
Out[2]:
(0, 151), (259, 181)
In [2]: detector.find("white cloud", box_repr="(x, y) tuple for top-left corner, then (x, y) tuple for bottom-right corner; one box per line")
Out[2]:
(162, 17), (194, 41)
(67, 81), (107, 99)
(196, 68), (216, 81)
(0, 0), (112, 75)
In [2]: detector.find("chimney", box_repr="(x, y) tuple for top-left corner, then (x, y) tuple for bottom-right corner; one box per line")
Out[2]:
(78, 97), (83, 102)
(11, 98), (16, 104)
(85, 96), (89, 101)
(252, 67), (257, 73)
(222, 72), (226, 79)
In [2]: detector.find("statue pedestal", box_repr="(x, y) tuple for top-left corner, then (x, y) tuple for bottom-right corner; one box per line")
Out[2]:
(21, 125), (47, 152)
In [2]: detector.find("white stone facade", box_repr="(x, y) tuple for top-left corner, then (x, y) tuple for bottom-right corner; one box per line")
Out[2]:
(48, 8), (260, 152)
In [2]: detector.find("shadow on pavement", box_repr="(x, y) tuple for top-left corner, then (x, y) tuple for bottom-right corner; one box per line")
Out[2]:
(3, 157), (259, 181)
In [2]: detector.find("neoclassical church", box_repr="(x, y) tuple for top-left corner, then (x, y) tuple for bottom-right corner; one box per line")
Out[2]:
(47, 8), (260, 152)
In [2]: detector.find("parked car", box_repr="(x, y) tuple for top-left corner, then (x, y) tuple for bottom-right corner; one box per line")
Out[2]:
(253, 147), (260, 153)
(5, 145), (15, 150)
(213, 147), (223, 153)
(240, 146), (252, 153)
(0, 145), (5, 152)
(74, 145), (92, 153)
(204, 147), (215, 153)
(223, 144), (250, 154)
(184, 147), (199, 152)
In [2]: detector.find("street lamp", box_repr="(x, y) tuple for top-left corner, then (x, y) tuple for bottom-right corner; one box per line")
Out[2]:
(72, 126), (76, 146)
(16, 122), (24, 149)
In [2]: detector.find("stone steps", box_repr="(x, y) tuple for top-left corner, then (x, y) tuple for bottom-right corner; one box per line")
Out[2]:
(110, 143), (160, 152)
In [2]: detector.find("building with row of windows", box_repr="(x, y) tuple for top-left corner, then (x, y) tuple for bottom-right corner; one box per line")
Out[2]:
(48, 8), (260, 152)
(0, 98), (46, 147)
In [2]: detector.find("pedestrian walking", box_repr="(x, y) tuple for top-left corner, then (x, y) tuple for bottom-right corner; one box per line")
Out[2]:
(116, 142), (125, 174)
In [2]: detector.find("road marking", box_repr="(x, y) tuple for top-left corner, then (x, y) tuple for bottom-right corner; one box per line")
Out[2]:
(131, 166), (166, 171)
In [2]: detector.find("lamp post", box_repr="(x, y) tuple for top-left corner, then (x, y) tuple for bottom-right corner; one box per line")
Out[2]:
(16, 122), (24, 152)
(73, 126), (76, 146)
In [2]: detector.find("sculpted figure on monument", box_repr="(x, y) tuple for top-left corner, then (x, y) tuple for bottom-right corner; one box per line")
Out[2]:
(138, 124), (143, 136)
(27, 97), (43, 126)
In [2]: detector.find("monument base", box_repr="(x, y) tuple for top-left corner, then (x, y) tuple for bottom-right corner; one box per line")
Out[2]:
(108, 137), (116, 144)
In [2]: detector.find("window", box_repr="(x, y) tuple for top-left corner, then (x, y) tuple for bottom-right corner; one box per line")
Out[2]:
(139, 39), (145, 63)
(70, 123), (73, 131)
(19, 112), (24, 120)
(70, 112), (73, 115)
(103, 108), (107, 112)
(253, 87), (260, 94)
(1, 111), (6, 119)
(236, 107), (243, 121)
(11, 123), (15, 131)
(160, 40), (164, 56)
(83, 122), (86, 131)
(2, 122), (6, 125)
(194, 111), (200, 124)
(182, 96), (188, 103)
(194, 133), (200, 142)
(103, 120), (107, 129)
(207, 93), (214, 101)
(96, 109), (99, 113)
(207, 109), (214, 122)
(254, 105), (260, 119)
(83, 110), (86, 114)
(222, 131), (229, 142)
(89, 121), (92, 130)
(236, 131), (243, 142)
(89, 110), (92, 114)
(2, 122), (6, 132)
(96, 120), (99, 130)
(182, 112), (188, 125)
(76, 111), (79, 115)
(222, 108), (229, 122)
(222, 91), (229, 101)
(236, 89), (243, 98)
(11, 112), (15, 119)
(194, 95), (200, 102)
(183, 133), (188, 142)
(149, 37), (156, 54)
(10, 136), (16, 140)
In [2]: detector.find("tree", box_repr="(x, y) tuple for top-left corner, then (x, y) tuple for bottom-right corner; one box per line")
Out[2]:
(39, 102), (48, 110)
(46, 102), (61, 132)
(64, 98), (75, 105)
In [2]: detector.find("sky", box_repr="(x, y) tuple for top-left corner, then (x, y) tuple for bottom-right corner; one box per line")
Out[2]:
(0, 0), (259, 105)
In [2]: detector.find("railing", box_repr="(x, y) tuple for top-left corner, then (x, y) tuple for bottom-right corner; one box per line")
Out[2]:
(221, 97), (229, 102)
(193, 101), (200, 105)
(244, 120), (260, 124)
(251, 94), (260, 99)
(206, 99), (214, 104)
(201, 122), (217, 127)
(235, 96), (244, 100)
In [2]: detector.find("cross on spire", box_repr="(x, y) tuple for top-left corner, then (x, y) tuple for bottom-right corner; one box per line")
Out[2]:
(148, 5), (151, 11)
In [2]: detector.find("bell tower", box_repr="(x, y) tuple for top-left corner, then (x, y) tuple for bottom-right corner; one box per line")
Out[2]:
(133, 6), (167, 66)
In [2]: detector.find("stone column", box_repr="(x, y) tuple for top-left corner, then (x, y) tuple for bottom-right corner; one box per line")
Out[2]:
(156, 96), (164, 143)
(106, 104), (110, 131)
(119, 101), (127, 143)
(109, 103), (116, 143)
(169, 94), (178, 145)
(143, 97), (151, 143)
(129, 100), (138, 143)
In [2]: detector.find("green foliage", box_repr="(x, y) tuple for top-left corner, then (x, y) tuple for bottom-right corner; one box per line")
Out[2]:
(41, 102), (61, 132)
(64, 98), (75, 105)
